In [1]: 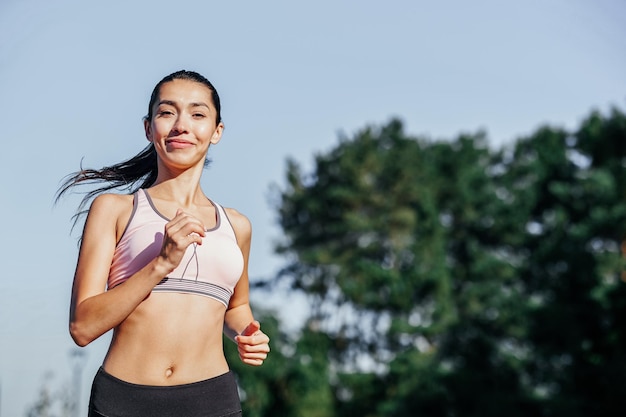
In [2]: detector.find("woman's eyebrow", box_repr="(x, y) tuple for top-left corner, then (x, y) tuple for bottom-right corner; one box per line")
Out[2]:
(157, 99), (177, 107)
(189, 102), (210, 109)
(157, 100), (209, 109)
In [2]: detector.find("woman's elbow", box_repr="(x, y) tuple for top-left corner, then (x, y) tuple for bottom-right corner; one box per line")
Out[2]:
(69, 321), (94, 347)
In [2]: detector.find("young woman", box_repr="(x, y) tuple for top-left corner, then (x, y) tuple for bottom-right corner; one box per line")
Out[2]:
(58, 70), (270, 417)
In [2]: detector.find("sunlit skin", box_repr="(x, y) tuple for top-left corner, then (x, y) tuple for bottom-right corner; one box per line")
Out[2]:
(69, 79), (270, 385)
(147, 79), (223, 180)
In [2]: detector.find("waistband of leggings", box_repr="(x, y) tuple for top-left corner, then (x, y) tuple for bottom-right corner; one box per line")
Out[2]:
(96, 366), (235, 390)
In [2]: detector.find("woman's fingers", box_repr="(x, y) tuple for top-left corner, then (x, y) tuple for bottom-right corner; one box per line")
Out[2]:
(168, 210), (206, 237)
(160, 209), (206, 268)
(237, 347), (269, 366)
(236, 327), (270, 366)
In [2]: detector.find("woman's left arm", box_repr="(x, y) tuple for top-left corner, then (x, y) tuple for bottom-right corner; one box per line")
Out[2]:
(224, 208), (270, 366)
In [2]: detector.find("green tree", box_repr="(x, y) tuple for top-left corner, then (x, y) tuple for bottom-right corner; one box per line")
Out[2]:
(268, 108), (626, 416)
(505, 108), (626, 416)
(272, 120), (537, 416)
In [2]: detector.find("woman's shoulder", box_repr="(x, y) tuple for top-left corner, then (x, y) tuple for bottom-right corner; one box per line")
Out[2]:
(86, 193), (137, 240)
(90, 192), (134, 212)
(87, 193), (135, 226)
(223, 206), (251, 240)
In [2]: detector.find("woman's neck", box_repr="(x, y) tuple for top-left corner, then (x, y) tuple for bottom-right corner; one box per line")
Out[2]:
(151, 165), (207, 207)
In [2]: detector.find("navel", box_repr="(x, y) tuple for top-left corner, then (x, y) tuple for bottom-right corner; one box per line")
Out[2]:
(165, 366), (174, 378)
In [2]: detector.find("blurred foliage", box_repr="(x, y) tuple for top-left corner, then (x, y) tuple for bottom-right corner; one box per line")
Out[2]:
(230, 107), (626, 416)
(25, 372), (73, 417)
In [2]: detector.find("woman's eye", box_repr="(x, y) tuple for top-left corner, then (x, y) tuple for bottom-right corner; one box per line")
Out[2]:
(158, 110), (174, 116)
(193, 113), (206, 118)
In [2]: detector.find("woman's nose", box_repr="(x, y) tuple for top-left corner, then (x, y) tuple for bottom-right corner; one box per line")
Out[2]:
(172, 116), (189, 134)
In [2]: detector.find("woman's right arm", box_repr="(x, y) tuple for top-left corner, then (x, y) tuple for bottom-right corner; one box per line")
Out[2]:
(69, 194), (205, 346)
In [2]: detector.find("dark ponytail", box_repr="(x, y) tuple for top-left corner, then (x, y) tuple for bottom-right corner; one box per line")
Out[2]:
(55, 144), (157, 222)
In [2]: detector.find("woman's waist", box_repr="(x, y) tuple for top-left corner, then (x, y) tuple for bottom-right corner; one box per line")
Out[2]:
(102, 341), (229, 386)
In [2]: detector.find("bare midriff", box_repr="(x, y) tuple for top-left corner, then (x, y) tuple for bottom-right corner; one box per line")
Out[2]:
(102, 292), (229, 385)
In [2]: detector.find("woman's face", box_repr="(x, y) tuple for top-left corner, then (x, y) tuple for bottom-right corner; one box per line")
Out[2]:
(144, 79), (224, 170)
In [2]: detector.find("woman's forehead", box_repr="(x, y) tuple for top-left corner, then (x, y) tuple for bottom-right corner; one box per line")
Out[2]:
(158, 79), (213, 103)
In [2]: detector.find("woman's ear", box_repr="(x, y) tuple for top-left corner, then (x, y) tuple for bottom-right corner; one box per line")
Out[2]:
(144, 118), (152, 142)
(210, 122), (225, 145)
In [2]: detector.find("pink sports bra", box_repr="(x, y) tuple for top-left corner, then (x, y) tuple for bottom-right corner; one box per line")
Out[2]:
(107, 189), (244, 307)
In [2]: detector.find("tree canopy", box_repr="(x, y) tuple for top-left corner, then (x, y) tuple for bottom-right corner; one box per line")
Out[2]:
(225, 107), (626, 417)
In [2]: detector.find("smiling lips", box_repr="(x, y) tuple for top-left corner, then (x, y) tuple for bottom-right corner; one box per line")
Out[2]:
(165, 139), (194, 149)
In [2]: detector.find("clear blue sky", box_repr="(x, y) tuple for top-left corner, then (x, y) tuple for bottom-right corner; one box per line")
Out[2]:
(1, 0), (625, 415)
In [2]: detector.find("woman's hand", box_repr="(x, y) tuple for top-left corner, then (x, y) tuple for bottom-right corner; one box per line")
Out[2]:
(159, 209), (205, 271)
(235, 321), (270, 366)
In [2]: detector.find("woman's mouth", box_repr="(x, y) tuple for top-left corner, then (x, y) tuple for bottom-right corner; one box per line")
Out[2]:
(165, 139), (193, 149)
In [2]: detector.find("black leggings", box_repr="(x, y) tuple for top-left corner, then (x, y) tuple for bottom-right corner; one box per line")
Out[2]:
(88, 367), (242, 417)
